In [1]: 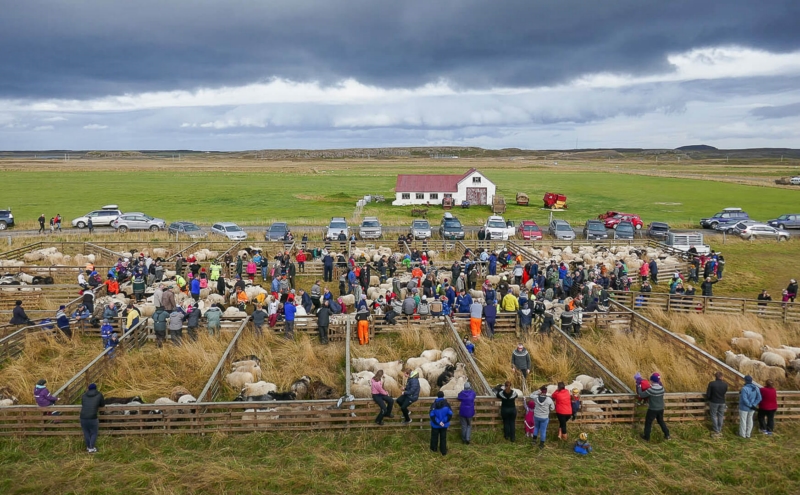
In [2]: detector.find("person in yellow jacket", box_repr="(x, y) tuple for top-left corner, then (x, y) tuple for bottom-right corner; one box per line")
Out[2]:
(209, 261), (222, 282)
(175, 274), (187, 293)
(500, 292), (519, 312)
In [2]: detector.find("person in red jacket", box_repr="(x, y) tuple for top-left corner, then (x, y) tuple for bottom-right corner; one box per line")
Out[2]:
(295, 250), (306, 273)
(551, 382), (573, 441)
(758, 380), (778, 435)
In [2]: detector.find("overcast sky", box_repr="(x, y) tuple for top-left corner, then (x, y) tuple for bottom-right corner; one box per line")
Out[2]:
(1, 0), (799, 151)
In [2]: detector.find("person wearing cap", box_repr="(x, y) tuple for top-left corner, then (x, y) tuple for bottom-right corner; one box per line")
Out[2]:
(56, 305), (71, 338)
(34, 378), (59, 408)
(100, 319), (114, 348)
(106, 332), (119, 358)
(429, 391), (453, 455)
(570, 388), (582, 420)
(637, 373), (670, 441)
(574, 432), (593, 455)
(511, 343), (532, 385)
(738, 375), (762, 439)
(704, 371), (729, 437)
(80, 383), (105, 453)
(9, 300), (31, 325)
(457, 382), (476, 444)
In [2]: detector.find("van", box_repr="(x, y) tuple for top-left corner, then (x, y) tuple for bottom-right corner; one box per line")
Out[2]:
(665, 233), (710, 254)
(791, 177), (800, 185)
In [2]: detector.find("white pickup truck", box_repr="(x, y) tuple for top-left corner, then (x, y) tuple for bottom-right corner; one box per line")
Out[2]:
(665, 233), (711, 255)
(484, 216), (515, 240)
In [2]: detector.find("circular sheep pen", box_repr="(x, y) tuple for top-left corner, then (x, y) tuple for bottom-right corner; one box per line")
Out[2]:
(646, 309), (800, 389)
(0, 333), (104, 404)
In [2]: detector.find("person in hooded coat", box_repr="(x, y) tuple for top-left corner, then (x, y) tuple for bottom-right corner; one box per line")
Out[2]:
(429, 391), (453, 456)
(496, 381), (518, 441)
(457, 382), (476, 444)
(80, 383), (105, 453)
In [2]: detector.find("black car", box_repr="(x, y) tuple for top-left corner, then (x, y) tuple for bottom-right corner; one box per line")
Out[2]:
(583, 220), (607, 240)
(0, 209), (14, 230)
(646, 222), (670, 240)
(614, 221), (636, 240)
(439, 213), (465, 240)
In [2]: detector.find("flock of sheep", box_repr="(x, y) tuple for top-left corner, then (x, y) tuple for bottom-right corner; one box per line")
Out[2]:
(225, 355), (336, 402)
(726, 330), (800, 384)
(350, 348), (464, 399)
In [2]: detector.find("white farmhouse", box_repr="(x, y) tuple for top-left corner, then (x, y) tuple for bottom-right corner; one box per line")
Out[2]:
(391, 168), (496, 206)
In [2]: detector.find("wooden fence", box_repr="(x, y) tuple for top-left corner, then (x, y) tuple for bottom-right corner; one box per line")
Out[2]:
(610, 290), (800, 323)
(199, 318), (253, 402)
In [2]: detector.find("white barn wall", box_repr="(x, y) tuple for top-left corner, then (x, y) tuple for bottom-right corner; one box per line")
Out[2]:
(392, 170), (495, 206)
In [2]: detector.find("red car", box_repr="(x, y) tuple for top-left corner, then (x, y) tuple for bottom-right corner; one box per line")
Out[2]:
(604, 214), (644, 229)
(518, 220), (543, 240)
(597, 210), (623, 220)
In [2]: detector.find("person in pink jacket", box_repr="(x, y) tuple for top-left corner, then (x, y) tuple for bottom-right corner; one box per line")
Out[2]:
(371, 370), (394, 425)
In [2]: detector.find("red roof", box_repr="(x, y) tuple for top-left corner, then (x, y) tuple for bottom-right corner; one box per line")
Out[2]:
(395, 168), (479, 193)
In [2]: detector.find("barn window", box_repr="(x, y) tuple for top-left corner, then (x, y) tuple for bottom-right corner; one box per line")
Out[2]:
(402, 193), (410, 199)
(416, 193), (425, 199)
(430, 193), (439, 200)
(472, 176), (482, 183)
(444, 194), (452, 198)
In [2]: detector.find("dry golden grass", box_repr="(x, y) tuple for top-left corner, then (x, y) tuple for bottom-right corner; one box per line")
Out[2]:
(474, 333), (580, 388)
(0, 333), (102, 403)
(578, 326), (708, 392)
(230, 329), (346, 400)
(99, 333), (231, 401)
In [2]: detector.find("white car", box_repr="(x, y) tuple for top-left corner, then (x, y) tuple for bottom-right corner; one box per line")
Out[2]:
(739, 223), (790, 241)
(326, 217), (349, 240)
(484, 216), (515, 240)
(410, 219), (432, 239)
(71, 205), (121, 228)
(211, 222), (248, 241)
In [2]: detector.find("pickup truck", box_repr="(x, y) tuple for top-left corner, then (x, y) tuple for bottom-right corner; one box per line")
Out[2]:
(484, 216), (515, 240)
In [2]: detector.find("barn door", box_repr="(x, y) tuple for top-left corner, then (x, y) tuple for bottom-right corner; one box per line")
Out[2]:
(466, 187), (487, 205)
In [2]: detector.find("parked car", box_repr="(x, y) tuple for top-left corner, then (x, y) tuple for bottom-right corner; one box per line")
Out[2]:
(597, 210), (623, 221)
(359, 217), (383, 240)
(211, 222), (248, 241)
(0, 209), (14, 230)
(71, 205), (122, 228)
(604, 214), (643, 230)
(739, 224), (790, 241)
(326, 217), (349, 240)
(112, 213), (166, 233)
(791, 177), (800, 185)
(549, 219), (575, 240)
(410, 219), (432, 239)
(439, 213), (465, 240)
(700, 207), (749, 229)
(614, 221), (636, 240)
(723, 220), (759, 235)
(583, 220), (608, 240)
(767, 214), (800, 230)
(666, 233), (711, 255)
(517, 220), (543, 241)
(265, 222), (289, 242)
(484, 215), (515, 240)
(168, 221), (207, 239)
(646, 222), (670, 240)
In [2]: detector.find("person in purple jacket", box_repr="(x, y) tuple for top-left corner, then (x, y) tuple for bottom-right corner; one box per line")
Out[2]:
(34, 379), (59, 413)
(457, 382), (476, 444)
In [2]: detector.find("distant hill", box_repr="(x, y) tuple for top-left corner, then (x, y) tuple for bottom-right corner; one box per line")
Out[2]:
(676, 145), (718, 151)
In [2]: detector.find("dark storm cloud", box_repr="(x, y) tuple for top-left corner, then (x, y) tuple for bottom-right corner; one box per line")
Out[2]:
(0, 0), (798, 99)
(750, 102), (800, 119)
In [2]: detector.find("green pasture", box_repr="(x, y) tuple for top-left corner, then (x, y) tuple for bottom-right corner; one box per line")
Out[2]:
(2, 423), (799, 494)
(3, 165), (799, 228)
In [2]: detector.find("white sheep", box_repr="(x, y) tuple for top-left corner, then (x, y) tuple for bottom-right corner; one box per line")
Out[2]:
(676, 333), (696, 345)
(154, 397), (177, 406)
(760, 352), (787, 368)
(381, 375), (401, 396)
(761, 346), (796, 362)
(420, 358), (453, 383)
(232, 360), (258, 370)
(0, 398), (16, 407)
(351, 370), (375, 384)
(441, 348), (458, 365)
(441, 376), (468, 397)
(581, 399), (606, 420)
(405, 356), (431, 370)
(340, 294), (356, 306)
(781, 344), (800, 355)
(725, 350), (747, 369)
(575, 375), (603, 391)
(420, 349), (441, 361)
(226, 371), (255, 389)
(242, 407), (279, 424)
(730, 337), (761, 353)
(242, 381), (277, 397)
(788, 359), (800, 371)
(452, 363), (468, 380)
(373, 360), (404, 380)
(418, 377), (432, 397)
(351, 358), (379, 373)
(233, 363), (262, 381)
(351, 382), (372, 399)
(177, 394), (197, 404)
(757, 366), (786, 384)
(742, 331), (765, 342)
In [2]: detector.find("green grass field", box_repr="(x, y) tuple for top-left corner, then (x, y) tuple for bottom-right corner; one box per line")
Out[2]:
(1, 423), (799, 494)
(3, 161), (799, 229)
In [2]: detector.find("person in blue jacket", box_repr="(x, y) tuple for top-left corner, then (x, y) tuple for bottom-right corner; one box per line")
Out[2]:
(456, 290), (473, 314)
(397, 368), (420, 424)
(488, 253), (498, 276)
(189, 277), (201, 302)
(457, 382), (476, 444)
(430, 391), (453, 455)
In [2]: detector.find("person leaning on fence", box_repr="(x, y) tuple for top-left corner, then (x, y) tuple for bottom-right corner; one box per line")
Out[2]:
(34, 379), (59, 412)
(151, 307), (168, 348)
(9, 300), (31, 325)
(397, 368), (421, 424)
(529, 385), (555, 449)
(56, 305), (71, 338)
(185, 303), (201, 341)
(758, 380), (778, 435)
(457, 382), (476, 444)
(316, 300), (332, 344)
(371, 370), (394, 425)
(356, 305), (370, 345)
(637, 373), (670, 442)
(496, 381), (519, 442)
(80, 383), (104, 454)
(283, 299), (296, 339)
(168, 307), (185, 346)
(738, 375), (762, 439)
(705, 371), (728, 437)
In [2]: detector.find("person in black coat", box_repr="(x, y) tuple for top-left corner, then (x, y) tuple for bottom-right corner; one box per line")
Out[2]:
(316, 300), (333, 344)
(496, 382), (519, 441)
(10, 300), (31, 325)
(80, 383), (105, 453)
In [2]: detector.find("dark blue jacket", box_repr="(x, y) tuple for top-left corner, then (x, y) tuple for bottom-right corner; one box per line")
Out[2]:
(403, 372), (421, 402)
(323, 254), (334, 268)
(429, 399), (453, 428)
(483, 304), (497, 324)
(457, 294), (473, 314)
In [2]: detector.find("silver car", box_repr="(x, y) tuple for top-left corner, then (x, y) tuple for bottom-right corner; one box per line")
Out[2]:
(739, 224), (790, 241)
(359, 217), (382, 239)
(168, 221), (208, 239)
(211, 222), (248, 241)
(549, 219), (575, 240)
(410, 220), (432, 239)
(112, 213), (166, 233)
(71, 205), (122, 228)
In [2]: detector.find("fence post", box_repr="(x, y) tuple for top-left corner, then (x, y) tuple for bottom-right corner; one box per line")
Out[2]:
(345, 319), (351, 397)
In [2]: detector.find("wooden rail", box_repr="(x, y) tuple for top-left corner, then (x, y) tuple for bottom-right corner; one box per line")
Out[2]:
(199, 318), (253, 402)
(552, 326), (634, 395)
(444, 317), (492, 395)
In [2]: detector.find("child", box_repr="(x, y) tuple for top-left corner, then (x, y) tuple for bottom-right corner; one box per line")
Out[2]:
(524, 399), (536, 440)
(634, 372), (651, 406)
(571, 388), (582, 421)
(106, 332), (119, 359)
(574, 432), (593, 455)
(100, 319), (114, 348)
(463, 336), (475, 354)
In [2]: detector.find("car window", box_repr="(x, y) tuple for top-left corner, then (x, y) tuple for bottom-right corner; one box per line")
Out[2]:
(523, 225), (540, 231)
(443, 219), (461, 228)
(330, 222), (347, 230)
(362, 221), (380, 227)
(556, 224), (571, 231)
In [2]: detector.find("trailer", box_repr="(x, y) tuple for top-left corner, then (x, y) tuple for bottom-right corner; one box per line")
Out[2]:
(515, 192), (529, 206)
(543, 192), (568, 210)
(492, 195), (507, 214)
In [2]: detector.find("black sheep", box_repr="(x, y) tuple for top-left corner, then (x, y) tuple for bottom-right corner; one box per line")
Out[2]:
(436, 365), (456, 387)
(267, 391), (297, 401)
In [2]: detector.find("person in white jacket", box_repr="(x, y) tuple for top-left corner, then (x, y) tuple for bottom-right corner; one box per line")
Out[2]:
(527, 386), (555, 449)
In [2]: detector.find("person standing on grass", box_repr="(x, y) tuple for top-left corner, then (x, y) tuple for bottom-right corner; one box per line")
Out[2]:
(152, 307), (168, 348)
(638, 373), (670, 442)
(704, 372), (728, 437)
(701, 276), (718, 297)
(457, 382), (476, 444)
(738, 375), (762, 439)
(787, 279), (798, 303)
(429, 391), (453, 456)
(371, 370), (394, 425)
(397, 368), (420, 424)
(529, 385), (555, 449)
(551, 382), (572, 441)
(496, 381), (518, 442)
(758, 380), (778, 435)
(205, 304), (222, 337)
(80, 383), (104, 453)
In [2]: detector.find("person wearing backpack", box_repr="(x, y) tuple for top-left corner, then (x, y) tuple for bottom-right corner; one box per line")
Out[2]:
(417, 296), (431, 317)
(152, 307), (169, 348)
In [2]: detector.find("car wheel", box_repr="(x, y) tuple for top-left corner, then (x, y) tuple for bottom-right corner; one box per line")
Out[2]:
(0, 221), (6, 230)
(779, 235), (787, 242)
(149, 225), (159, 232)
(635, 224), (642, 230)
(118, 226), (128, 233)
(779, 224), (786, 230)
(709, 222), (718, 230)
(76, 221), (86, 229)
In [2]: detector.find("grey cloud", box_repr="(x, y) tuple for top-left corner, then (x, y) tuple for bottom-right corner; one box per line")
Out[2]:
(750, 102), (800, 119)
(0, 0), (798, 98)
